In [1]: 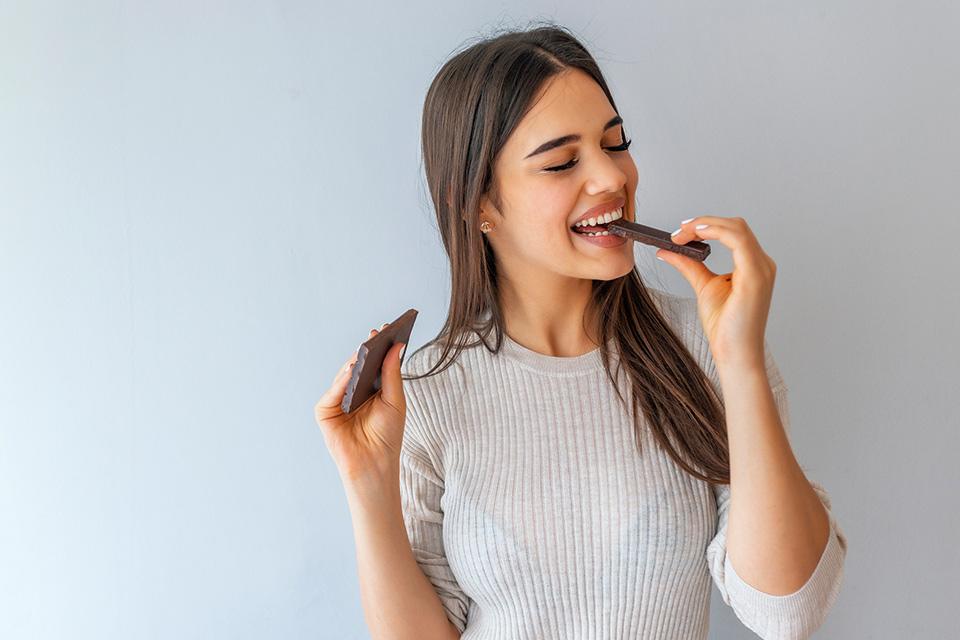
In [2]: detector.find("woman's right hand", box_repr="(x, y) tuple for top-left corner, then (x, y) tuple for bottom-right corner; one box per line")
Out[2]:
(314, 325), (409, 487)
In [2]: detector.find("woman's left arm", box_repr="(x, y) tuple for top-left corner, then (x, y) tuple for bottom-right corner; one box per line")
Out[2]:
(656, 216), (832, 594)
(714, 355), (832, 594)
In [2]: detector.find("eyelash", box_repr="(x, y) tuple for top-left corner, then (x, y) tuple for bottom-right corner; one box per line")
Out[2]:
(544, 138), (633, 173)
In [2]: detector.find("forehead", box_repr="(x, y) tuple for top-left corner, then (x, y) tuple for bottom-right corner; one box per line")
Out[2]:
(509, 69), (616, 147)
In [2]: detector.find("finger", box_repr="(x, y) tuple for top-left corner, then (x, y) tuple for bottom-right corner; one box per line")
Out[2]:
(378, 341), (407, 419)
(333, 354), (356, 382)
(317, 322), (386, 421)
(331, 345), (362, 384)
(669, 215), (738, 245)
(315, 358), (357, 422)
(655, 247), (718, 293)
(671, 216), (764, 276)
(318, 323), (392, 417)
(360, 324), (383, 349)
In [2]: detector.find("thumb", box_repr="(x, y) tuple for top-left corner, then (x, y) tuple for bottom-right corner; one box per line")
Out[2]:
(379, 341), (407, 417)
(656, 249), (715, 291)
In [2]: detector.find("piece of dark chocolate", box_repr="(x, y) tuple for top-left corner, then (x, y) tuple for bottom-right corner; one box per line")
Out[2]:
(606, 219), (711, 262)
(341, 308), (418, 414)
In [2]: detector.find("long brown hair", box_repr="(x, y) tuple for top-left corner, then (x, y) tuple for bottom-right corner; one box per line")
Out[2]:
(404, 21), (730, 485)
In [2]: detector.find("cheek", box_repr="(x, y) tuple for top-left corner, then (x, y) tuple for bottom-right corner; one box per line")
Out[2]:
(620, 156), (639, 186)
(520, 191), (576, 230)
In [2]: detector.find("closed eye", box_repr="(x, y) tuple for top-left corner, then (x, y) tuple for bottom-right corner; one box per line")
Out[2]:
(544, 138), (633, 173)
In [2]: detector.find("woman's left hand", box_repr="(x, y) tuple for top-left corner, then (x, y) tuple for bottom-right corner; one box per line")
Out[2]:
(654, 216), (777, 368)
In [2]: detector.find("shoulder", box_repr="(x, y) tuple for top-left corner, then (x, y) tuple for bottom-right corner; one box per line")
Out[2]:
(400, 339), (475, 417)
(401, 339), (470, 383)
(647, 285), (788, 393)
(645, 285), (727, 389)
(399, 339), (482, 461)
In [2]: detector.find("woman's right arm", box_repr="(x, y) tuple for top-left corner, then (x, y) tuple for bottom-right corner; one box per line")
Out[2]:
(345, 472), (462, 640)
(314, 325), (461, 640)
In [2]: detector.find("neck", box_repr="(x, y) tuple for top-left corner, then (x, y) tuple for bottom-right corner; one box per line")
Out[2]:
(497, 273), (600, 358)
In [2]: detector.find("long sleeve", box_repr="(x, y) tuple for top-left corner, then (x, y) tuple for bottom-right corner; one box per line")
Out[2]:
(701, 335), (848, 639)
(398, 392), (471, 633)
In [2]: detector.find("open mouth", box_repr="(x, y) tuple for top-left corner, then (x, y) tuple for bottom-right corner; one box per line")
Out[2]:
(570, 207), (624, 236)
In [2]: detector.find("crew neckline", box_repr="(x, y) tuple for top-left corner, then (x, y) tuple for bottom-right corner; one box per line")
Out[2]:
(498, 332), (615, 375)
(471, 286), (677, 376)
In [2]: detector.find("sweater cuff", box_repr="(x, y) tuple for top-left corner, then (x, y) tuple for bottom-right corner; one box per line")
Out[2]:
(724, 522), (846, 638)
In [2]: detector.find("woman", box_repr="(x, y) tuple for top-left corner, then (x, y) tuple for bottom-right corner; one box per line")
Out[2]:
(315, 23), (847, 640)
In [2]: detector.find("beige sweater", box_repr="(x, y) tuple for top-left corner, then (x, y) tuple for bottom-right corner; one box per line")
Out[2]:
(398, 286), (847, 639)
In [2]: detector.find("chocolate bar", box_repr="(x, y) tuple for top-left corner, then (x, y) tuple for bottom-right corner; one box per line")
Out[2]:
(341, 308), (418, 414)
(606, 219), (711, 262)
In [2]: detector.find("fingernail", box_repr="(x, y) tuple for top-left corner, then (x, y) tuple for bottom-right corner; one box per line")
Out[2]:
(380, 322), (388, 330)
(671, 228), (682, 236)
(695, 224), (709, 230)
(657, 255), (665, 261)
(681, 217), (694, 224)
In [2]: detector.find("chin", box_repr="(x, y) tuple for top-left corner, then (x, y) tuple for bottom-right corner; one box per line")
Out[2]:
(589, 257), (635, 282)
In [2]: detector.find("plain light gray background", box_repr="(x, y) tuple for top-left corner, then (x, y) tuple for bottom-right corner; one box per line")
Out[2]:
(2, 2), (957, 638)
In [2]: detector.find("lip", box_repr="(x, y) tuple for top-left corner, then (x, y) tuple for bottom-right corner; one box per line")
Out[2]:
(570, 196), (627, 227)
(572, 230), (627, 248)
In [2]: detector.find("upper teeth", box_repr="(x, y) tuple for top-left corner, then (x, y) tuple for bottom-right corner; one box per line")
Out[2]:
(574, 207), (623, 228)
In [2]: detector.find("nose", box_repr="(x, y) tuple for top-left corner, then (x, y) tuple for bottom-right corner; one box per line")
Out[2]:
(583, 147), (628, 196)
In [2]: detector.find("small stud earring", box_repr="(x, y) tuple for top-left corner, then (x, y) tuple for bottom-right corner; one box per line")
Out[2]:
(480, 220), (493, 234)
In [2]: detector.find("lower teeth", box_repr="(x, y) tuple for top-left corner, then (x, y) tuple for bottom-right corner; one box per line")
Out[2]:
(576, 230), (610, 237)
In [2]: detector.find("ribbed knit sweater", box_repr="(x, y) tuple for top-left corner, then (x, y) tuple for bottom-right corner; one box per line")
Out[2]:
(398, 286), (847, 640)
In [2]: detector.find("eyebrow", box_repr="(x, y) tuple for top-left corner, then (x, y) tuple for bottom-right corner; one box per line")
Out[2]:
(523, 115), (624, 160)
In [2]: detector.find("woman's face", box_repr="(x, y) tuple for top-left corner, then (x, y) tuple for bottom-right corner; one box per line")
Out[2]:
(481, 68), (639, 282)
